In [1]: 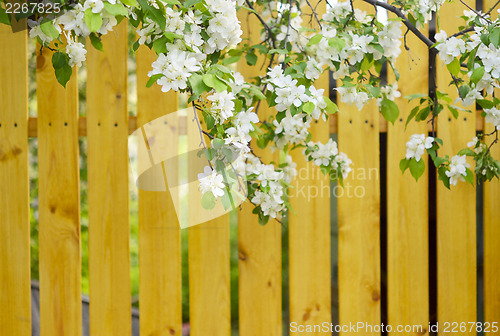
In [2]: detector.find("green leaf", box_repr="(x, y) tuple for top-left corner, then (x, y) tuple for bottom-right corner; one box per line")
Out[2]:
(0, 6), (10, 25)
(324, 96), (338, 114)
(202, 73), (216, 89)
(406, 106), (420, 127)
(399, 158), (409, 173)
(446, 58), (460, 77)
(184, 0), (202, 7)
(163, 0), (181, 4)
(188, 74), (211, 96)
(120, 0), (138, 6)
(409, 158), (426, 181)
(464, 168), (474, 185)
(458, 148), (476, 156)
(223, 55), (241, 65)
(477, 99), (495, 109)
(245, 52), (258, 66)
(307, 34), (323, 46)
(153, 36), (168, 54)
(328, 37), (346, 52)
(490, 27), (500, 48)
(448, 105), (459, 119)
(52, 52), (67, 69)
(433, 156), (447, 167)
(201, 192), (217, 210)
(404, 93), (428, 100)
(146, 73), (163, 88)
(89, 34), (104, 51)
(470, 66), (485, 84)
(103, 2), (128, 16)
(84, 8), (103, 33)
(302, 102), (315, 114)
(438, 166), (451, 189)
(54, 62), (72, 88)
(40, 20), (60, 40)
(213, 138), (225, 150)
(205, 114), (215, 129)
(380, 98), (399, 124)
(258, 212), (270, 225)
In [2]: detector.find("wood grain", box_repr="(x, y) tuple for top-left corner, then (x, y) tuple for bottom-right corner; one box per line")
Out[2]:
(0, 25), (31, 336)
(387, 20), (429, 336)
(136, 42), (183, 335)
(436, 1), (476, 334)
(337, 3), (381, 334)
(37, 41), (82, 336)
(86, 21), (131, 336)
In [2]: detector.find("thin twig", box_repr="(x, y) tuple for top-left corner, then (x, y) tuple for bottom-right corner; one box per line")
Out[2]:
(360, 0), (434, 48)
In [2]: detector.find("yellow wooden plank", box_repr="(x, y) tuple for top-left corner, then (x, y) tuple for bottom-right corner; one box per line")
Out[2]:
(288, 2), (331, 334)
(483, 0), (500, 327)
(86, 21), (131, 336)
(387, 21), (429, 336)
(136, 44), (183, 335)
(337, 3), (380, 335)
(0, 25), (31, 336)
(436, 1), (476, 334)
(236, 10), (282, 336)
(37, 42), (82, 336)
(187, 110), (231, 336)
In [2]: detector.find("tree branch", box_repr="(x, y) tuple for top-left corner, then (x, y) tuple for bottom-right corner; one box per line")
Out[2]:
(360, 0), (434, 49)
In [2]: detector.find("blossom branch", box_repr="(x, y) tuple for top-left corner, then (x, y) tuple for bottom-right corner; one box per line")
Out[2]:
(360, 0), (434, 49)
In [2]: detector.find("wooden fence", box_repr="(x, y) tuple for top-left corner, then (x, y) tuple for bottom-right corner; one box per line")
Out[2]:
(0, 1), (499, 335)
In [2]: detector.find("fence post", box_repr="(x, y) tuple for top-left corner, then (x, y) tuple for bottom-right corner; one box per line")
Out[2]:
(86, 20), (131, 336)
(0, 24), (31, 336)
(483, 0), (500, 329)
(337, 3), (381, 335)
(387, 16), (430, 336)
(237, 9), (283, 336)
(136, 41), (183, 335)
(37, 41), (82, 336)
(436, 2), (477, 334)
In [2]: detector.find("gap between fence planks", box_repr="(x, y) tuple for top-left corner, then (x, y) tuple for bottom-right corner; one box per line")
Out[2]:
(0, 25), (31, 336)
(36, 40), (82, 336)
(436, 1), (477, 335)
(483, 0), (500, 329)
(387, 18), (430, 336)
(86, 20), (131, 336)
(136, 41), (183, 335)
(236, 10), (282, 336)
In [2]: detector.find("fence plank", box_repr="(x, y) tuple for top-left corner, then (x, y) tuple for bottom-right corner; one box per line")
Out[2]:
(387, 23), (430, 336)
(0, 25), (31, 336)
(483, 0), (500, 327)
(187, 112), (231, 336)
(288, 3), (331, 335)
(237, 11), (282, 336)
(483, 125), (500, 329)
(136, 45), (183, 335)
(37, 42), (81, 336)
(337, 3), (381, 334)
(86, 21), (131, 336)
(436, 1), (476, 334)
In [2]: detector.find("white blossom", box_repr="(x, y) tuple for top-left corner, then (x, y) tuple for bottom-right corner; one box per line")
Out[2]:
(445, 155), (470, 186)
(198, 166), (226, 197)
(406, 134), (434, 162)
